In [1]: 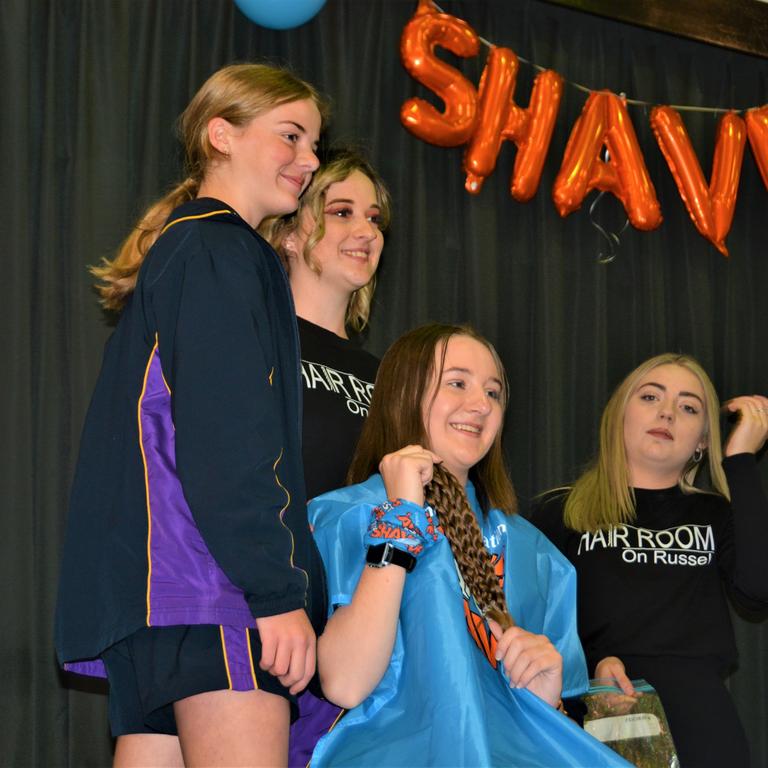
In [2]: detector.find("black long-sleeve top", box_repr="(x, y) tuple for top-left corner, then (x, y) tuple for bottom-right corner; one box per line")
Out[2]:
(531, 454), (768, 675)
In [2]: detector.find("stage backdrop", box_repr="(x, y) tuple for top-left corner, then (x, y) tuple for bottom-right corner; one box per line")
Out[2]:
(2, 0), (766, 764)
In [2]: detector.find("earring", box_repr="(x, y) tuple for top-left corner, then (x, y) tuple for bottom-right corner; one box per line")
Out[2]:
(692, 447), (703, 463)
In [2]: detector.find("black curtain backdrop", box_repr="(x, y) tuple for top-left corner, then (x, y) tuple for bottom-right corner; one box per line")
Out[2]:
(3, 0), (767, 764)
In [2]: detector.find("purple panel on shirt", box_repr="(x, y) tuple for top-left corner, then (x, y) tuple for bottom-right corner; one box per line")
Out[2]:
(289, 691), (343, 768)
(221, 625), (257, 691)
(64, 659), (107, 678)
(140, 347), (254, 627)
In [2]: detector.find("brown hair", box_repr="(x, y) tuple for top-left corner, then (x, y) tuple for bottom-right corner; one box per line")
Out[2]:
(260, 147), (391, 332)
(426, 464), (514, 629)
(91, 63), (328, 311)
(564, 352), (729, 532)
(348, 323), (517, 627)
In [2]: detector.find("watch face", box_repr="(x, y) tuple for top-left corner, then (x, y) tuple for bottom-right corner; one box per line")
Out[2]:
(366, 543), (391, 567)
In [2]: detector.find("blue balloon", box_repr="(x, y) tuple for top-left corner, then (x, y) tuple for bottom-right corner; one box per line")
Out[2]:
(234, 0), (327, 30)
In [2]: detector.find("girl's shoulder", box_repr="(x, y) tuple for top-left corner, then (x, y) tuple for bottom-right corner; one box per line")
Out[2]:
(308, 474), (385, 528)
(314, 474), (384, 503)
(527, 489), (571, 535)
(157, 198), (270, 257)
(488, 505), (563, 549)
(142, 198), (281, 294)
(158, 197), (242, 237)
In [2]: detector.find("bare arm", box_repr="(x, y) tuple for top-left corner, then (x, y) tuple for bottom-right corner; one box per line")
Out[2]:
(317, 445), (441, 708)
(318, 565), (406, 708)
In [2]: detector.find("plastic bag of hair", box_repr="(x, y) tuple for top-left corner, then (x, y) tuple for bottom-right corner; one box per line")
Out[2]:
(581, 679), (679, 768)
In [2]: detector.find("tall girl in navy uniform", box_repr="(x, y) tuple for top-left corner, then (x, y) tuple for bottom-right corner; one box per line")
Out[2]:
(55, 64), (328, 767)
(532, 353), (768, 768)
(263, 151), (389, 765)
(306, 324), (629, 767)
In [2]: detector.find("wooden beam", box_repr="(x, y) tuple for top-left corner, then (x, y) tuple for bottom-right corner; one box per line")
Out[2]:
(540, 0), (768, 58)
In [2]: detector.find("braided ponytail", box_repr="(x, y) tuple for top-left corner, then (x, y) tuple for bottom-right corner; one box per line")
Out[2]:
(425, 464), (514, 630)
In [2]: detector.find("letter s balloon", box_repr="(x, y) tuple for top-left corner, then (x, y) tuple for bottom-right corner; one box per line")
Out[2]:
(400, 0), (480, 147)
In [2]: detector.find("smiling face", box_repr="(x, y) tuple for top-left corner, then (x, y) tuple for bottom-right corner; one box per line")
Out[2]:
(623, 363), (708, 488)
(423, 335), (504, 486)
(287, 169), (384, 296)
(223, 98), (321, 226)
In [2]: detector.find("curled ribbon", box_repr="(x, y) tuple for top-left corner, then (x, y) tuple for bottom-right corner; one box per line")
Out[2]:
(589, 146), (630, 264)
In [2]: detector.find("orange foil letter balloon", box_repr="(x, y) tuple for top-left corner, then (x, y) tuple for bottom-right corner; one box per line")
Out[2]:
(400, 0), (480, 147)
(463, 46), (563, 199)
(553, 91), (662, 230)
(746, 105), (768, 191)
(651, 106), (746, 257)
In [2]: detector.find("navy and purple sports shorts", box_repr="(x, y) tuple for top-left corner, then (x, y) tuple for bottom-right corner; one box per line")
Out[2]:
(102, 624), (297, 736)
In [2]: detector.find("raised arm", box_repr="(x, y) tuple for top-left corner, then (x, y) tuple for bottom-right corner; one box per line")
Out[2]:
(720, 395), (768, 603)
(317, 446), (441, 708)
(722, 395), (768, 457)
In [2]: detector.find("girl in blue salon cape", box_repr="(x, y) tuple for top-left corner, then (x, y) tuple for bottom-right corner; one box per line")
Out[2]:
(308, 324), (629, 767)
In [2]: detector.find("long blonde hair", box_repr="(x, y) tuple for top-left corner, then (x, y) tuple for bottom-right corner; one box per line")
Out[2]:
(564, 353), (729, 532)
(261, 148), (391, 333)
(92, 63), (328, 311)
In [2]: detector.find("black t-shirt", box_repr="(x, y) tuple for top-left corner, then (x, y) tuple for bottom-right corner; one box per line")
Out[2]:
(297, 317), (379, 500)
(530, 454), (768, 674)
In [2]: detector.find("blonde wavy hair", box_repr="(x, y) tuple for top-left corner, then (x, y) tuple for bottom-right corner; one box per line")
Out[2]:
(91, 63), (328, 311)
(260, 148), (390, 333)
(564, 353), (729, 533)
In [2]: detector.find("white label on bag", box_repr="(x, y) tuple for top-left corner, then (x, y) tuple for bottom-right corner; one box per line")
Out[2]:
(585, 713), (662, 742)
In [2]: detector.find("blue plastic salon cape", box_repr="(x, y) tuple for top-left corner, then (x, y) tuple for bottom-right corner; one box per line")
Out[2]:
(308, 475), (631, 767)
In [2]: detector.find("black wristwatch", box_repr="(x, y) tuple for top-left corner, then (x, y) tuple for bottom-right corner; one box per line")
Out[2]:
(365, 542), (417, 572)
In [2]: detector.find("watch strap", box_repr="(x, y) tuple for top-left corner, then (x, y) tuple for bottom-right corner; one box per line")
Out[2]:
(366, 542), (417, 572)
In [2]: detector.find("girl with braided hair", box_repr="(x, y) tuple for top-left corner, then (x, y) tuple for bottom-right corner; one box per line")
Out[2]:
(306, 324), (630, 767)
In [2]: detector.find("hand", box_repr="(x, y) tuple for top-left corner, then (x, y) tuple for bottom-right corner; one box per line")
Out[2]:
(256, 609), (316, 695)
(379, 444), (442, 506)
(488, 618), (563, 708)
(594, 655), (636, 696)
(722, 395), (768, 456)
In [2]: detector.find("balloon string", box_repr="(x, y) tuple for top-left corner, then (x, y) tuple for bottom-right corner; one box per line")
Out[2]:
(589, 192), (630, 264)
(430, 2), (751, 114)
(589, 147), (630, 264)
